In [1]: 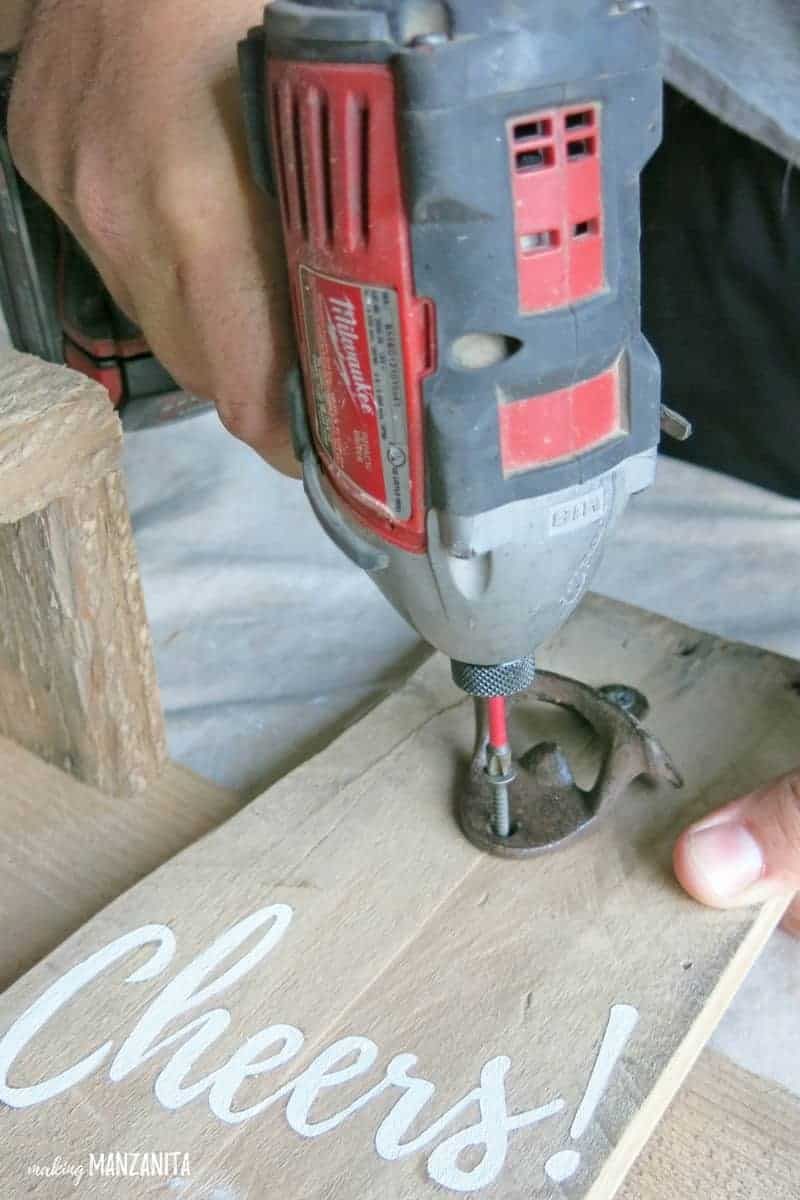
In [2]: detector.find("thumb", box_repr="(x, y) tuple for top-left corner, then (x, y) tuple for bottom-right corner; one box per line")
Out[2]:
(673, 770), (800, 929)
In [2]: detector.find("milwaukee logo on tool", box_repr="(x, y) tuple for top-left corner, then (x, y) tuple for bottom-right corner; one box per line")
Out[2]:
(325, 296), (375, 417)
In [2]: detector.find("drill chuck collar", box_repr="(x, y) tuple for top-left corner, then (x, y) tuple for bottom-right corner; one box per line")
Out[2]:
(451, 657), (536, 699)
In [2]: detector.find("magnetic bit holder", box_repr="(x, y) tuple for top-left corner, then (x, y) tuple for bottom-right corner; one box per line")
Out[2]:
(460, 671), (683, 859)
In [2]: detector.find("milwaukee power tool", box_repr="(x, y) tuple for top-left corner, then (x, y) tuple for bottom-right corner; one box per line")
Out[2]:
(240, 1), (687, 853)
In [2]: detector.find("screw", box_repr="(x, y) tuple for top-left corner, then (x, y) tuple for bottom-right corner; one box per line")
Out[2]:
(492, 784), (511, 839)
(486, 744), (514, 839)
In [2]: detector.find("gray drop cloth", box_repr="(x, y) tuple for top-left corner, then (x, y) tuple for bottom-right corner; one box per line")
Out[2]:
(656, 0), (800, 165)
(120, 410), (800, 1099)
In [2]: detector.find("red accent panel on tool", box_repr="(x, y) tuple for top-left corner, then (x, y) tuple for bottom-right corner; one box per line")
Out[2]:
(64, 340), (125, 408)
(268, 59), (433, 554)
(499, 363), (623, 476)
(509, 104), (604, 313)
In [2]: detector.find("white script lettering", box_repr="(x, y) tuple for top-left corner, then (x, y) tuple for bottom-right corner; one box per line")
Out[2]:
(0, 905), (636, 1194)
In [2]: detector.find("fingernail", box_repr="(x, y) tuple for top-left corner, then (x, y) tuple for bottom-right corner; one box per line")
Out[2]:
(686, 823), (764, 900)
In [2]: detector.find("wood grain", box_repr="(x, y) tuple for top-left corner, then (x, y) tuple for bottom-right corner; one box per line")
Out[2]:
(0, 716), (796, 1200)
(0, 350), (166, 792)
(624, 1050), (800, 1200)
(0, 734), (245, 993)
(0, 595), (797, 1197)
(0, 352), (121, 523)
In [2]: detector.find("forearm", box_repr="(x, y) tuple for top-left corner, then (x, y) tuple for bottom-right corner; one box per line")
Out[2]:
(0, 0), (33, 50)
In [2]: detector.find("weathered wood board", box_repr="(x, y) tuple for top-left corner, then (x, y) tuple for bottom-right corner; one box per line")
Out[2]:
(0, 737), (797, 1198)
(0, 595), (798, 1198)
(0, 715), (798, 1200)
(0, 736), (244, 993)
(0, 351), (166, 793)
(6, 724), (800, 1200)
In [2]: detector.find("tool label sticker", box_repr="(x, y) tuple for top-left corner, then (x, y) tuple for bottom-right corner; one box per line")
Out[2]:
(299, 267), (411, 521)
(547, 487), (606, 537)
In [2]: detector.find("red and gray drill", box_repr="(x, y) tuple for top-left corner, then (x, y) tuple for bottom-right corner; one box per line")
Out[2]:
(240, 0), (685, 851)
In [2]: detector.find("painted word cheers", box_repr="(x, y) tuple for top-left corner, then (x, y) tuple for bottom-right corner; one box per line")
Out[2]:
(0, 904), (638, 1193)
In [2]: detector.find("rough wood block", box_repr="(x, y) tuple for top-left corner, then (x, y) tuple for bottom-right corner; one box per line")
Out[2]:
(0, 595), (797, 1197)
(0, 351), (166, 793)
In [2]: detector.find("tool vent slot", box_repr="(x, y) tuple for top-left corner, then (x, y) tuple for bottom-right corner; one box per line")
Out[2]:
(566, 136), (596, 160)
(360, 103), (371, 245)
(272, 80), (310, 238)
(291, 95), (309, 239)
(271, 85), (291, 224)
(514, 118), (552, 141)
(334, 92), (372, 251)
(516, 146), (555, 173)
(301, 86), (334, 247)
(320, 99), (334, 245)
(565, 109), (593, 130)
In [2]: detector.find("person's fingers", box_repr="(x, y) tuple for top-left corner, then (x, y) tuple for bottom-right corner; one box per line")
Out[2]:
(130, 196), (298, 477)
(673, 770), (800, 928)
(122, 66), (299, 476)
(122, 125), (298, 473)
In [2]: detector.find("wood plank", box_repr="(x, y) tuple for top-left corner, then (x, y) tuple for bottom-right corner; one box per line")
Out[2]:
(0, 351), (166, 793)
(0, 594), (797, 1198)
(0, 730), (795, 1200)
(624, 1050), (800, 1200)
(0, 735), (244, 993)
